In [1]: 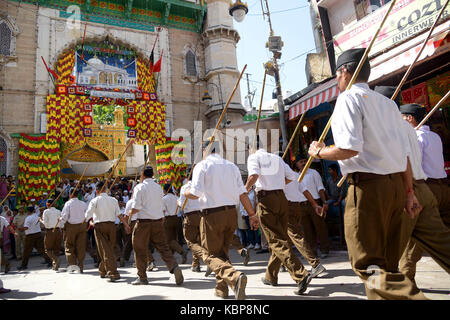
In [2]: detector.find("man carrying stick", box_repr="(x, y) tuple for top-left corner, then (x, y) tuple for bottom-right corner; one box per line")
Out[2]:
(307, 48), (424, 299)
(85, 182), (129, 282)
(41, 200), (62, 271)
(128, 167), (184, 286)
(184, 138), (258, 300)
(60, 189), (88, 272)
(245, 139), (313, 295)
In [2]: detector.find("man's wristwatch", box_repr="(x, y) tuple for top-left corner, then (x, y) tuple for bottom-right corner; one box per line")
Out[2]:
(315, 147), (323, 159)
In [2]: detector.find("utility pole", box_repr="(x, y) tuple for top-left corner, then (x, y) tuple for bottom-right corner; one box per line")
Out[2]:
(244, 73), (254, 110)
(261, 0), (288, 151)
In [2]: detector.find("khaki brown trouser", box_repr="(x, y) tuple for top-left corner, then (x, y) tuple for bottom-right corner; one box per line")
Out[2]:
(288, 202), (320, 268)
(300, 200), (330, 254)
(231, 234), (244, 255)
(64, 222), (87, 270)
(200, 207), (242, 296)
(122, 220), (136, 261)
(15, 231), (25, 259)
(426, 180), (450, 227)
(94, 222), (120, 279)
(257, 190), (309, 285)
(399, 181), (450, 281)
(21, 232), (51, 267)
(44, 229), (62, 268)
(183, 212), (207, 268)
(115, 223), (126, 260)
(164, 215), (184, 255)
(345, 173), (426, 300)
(132, 219), (178, 280)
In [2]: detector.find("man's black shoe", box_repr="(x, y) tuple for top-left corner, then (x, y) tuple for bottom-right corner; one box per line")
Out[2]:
(294, 273), (312, 295)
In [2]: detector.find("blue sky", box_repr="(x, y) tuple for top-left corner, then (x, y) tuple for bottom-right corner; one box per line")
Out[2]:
(233, 0), (316, 110)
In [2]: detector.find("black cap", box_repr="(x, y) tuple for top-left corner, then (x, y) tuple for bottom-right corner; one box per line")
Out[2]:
(374, 86), (401, 106)
(143, 166), (154, 178)
(399, 104), (426, 118)
(336, 48), (369, 72)
(295, 154), (307, 163)
(26, 206), (34, 213)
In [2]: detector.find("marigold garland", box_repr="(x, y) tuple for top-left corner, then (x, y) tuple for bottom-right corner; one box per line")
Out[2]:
(18, 134), (60, 202)
(155, 139), (188, 189)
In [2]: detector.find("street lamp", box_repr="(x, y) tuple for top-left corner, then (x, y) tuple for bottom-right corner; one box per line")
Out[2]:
(229, 1), (248, 23)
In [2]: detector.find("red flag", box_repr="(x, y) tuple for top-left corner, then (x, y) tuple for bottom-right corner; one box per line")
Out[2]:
(152, 49), (163, 73)
(41, 56), (59, 80)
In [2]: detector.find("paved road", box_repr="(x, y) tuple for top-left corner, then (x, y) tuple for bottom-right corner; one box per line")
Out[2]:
(1, 247), (449, 300)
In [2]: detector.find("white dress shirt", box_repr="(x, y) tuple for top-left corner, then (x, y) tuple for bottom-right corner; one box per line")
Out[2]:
(401, 121), (427, 181)
(24, 213), (42, 235)
(284, 175), (307, 202)
(178, 181), (202, 214)
(163, 193), (179, 216)
(122, 195), (130, 204)
(85, 193), (121, 224)
(417, 125), (447, 179)
(131, 178), (164, 220)
(61, 198), (88, 224)
(42, 207), (62, 229)
(247, 149), (298, 192)
(331, 83), (410, 176)
(190, 153), (247, 210)
(302, 168), (325, 200)
(124, 198), (137, 222)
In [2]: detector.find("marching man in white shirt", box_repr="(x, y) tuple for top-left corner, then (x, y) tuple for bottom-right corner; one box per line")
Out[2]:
(41, 200), (62, 271)
(163, 184), (188, 264)
(294, 154), (330, 258)
(85, 182), (129, 282)
(245, 139), (313, 295)
(184, 138), (258, 300)
(60, 189), (89, 272)
(128, 167), (184, 286)
(307, 48), (424, 299)
(178, 178), (207, 273)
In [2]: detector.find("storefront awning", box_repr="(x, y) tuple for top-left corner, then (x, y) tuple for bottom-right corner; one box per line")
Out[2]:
(288, 78), (339, 120)
(369, 22), (450, 82)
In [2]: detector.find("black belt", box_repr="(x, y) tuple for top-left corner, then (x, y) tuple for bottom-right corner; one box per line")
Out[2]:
(257, 189), (283, 200)
(414, 179), (426, 184)
(300, 201), (309, 206)
(184, 210), (201, 217)
(348, 172), (401, 185)
(427, 177), (449, 185)
(138, 218), (163, 222)
(201, 205), (235, 216)
(288, 200), (301, 205)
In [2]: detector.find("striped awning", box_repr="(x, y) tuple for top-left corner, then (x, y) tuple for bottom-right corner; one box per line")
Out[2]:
(288, 78), (339, 120)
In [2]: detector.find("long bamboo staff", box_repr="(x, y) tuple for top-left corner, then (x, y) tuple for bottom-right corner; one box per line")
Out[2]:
(179, 65), (248, 212)
(337, 0), (449, 188)
(282, 110), (307, 160)
(52, 164), (90, 231)
(98, 138), (134, 195)
(0, 188), (14, 208)
(416, 91), (450, 129)
(252, 70), (267, 151)
(299, 0), (397, 183)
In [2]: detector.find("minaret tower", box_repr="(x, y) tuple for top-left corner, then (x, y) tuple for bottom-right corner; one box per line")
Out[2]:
(202, 0), (246, 127)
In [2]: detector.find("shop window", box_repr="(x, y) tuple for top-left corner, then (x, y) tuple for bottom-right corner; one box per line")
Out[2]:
(185, 50), (198, 77)
(354, 0), (392, 20)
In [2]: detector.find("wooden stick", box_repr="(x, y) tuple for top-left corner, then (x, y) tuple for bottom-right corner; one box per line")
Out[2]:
(337, 2), (449, 189)
(298, 0), (397, 183)
(416, 90), (450, 130)
(252, 70), (267, 151)
(98, 138), (134, 195)
(282, 110), (307, 160)
(391, 0), (450, 101)
(0, 188), (14, 208)
(179, 64), (248, 212)
(52, 164), (90, 231)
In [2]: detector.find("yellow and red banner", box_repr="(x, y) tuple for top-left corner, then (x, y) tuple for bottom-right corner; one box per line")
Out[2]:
(155, 139), (187, 189)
